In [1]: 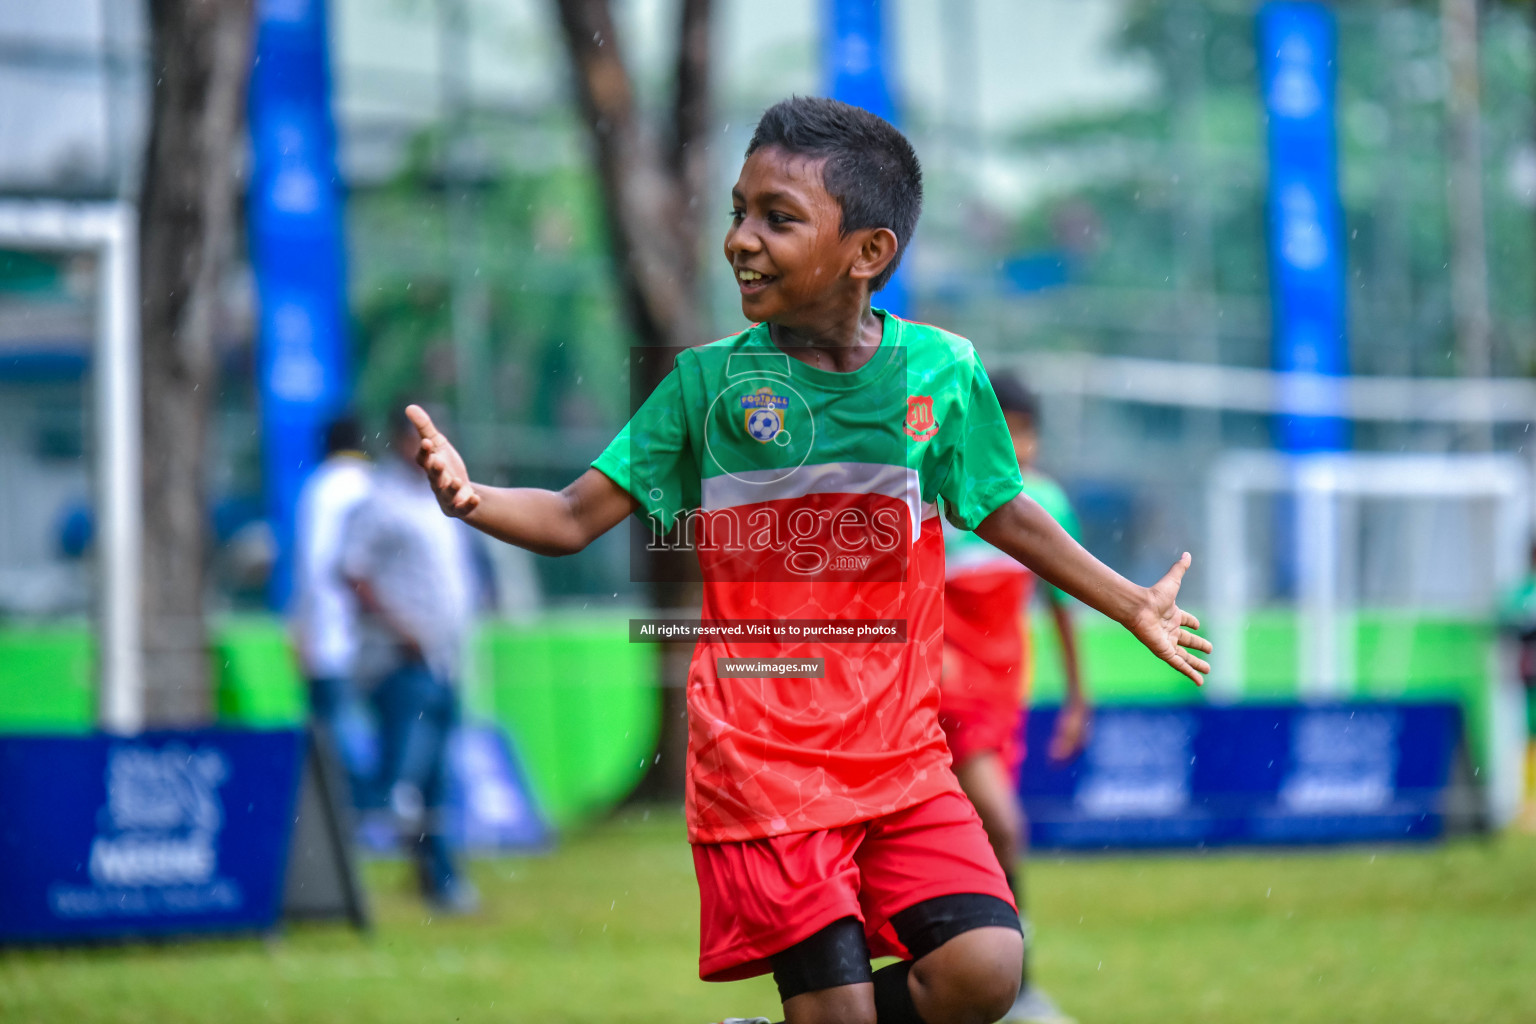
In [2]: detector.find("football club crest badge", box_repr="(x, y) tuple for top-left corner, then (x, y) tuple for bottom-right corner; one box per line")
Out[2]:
(740, 386), (789, 443)
(904, 395), (938, 441)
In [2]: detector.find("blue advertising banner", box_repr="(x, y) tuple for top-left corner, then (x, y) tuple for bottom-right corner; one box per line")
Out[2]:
(449, 725), (551, 850)
(249, 0), (352, 609)
(1259, 2), (1348, 452)
(824, 0), (910, 317)
(1019, 703), (1460, 849)
(0, 729), (304, 943)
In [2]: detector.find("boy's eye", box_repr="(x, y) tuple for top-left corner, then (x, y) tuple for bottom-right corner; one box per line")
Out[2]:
(767, 212), (793, 225)
(729, 208), (744, 222)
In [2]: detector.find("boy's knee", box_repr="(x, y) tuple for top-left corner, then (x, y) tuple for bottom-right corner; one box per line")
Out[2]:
(964, 933), (1024, 1023)
(910, 926), (1023, 1024)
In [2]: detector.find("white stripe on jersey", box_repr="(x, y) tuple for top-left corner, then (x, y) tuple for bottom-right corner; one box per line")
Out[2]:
(701, 462), (938, 543)
(944, 542), (1027, 579)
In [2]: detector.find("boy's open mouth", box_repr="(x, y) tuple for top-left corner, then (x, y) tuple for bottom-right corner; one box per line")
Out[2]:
(735, 268), (775, 293)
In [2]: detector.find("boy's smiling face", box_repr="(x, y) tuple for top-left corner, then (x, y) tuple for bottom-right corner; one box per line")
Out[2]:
(725, 145), (894, 329)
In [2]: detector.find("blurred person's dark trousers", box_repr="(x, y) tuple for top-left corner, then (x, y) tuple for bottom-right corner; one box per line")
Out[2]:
(370, 658), (463, 898)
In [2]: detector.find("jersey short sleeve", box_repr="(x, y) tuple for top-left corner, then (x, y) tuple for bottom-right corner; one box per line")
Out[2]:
(591, 363), (700, 533)
(937, 353), (1025, 531)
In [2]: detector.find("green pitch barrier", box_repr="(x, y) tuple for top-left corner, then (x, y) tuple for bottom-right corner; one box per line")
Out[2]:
(474, 614), (659, 829)
(0, 609), (1500, 824)
(0, 625), (94, 732)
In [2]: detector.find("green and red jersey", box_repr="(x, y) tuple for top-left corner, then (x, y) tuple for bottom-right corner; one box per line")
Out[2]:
(593, 312), (1023, 843)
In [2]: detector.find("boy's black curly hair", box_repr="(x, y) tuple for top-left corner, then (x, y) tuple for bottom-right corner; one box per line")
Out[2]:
(746, 96), (923, 292)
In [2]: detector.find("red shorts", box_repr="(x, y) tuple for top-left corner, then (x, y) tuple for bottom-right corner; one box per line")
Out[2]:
(938, 645), (1025, 778)
(692, 790), (1015, 982)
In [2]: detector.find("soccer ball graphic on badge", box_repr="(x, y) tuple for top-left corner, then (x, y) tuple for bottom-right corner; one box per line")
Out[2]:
(741, 386), (788, 444)
(709, 378), (810, 481)
(746, 406), (782, 443)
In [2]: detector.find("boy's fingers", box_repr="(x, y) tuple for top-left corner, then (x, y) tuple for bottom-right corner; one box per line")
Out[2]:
(1181, 609), (1201, 631)
(1179, 629), (1213, 654)
(1164, 552), (1192, 585)
(1166, 651), (1204, 686)
(405, 403), (438, 440)
(1184, 653), (1212, 675)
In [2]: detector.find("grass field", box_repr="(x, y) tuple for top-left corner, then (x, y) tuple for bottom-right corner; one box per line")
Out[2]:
(2, 809), (1534, 1024)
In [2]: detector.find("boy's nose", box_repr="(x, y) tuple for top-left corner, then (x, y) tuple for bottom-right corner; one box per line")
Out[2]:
(726, 224), (761, 254)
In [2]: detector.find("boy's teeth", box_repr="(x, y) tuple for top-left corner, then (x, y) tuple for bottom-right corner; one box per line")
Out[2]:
(738, 270), (763, 281)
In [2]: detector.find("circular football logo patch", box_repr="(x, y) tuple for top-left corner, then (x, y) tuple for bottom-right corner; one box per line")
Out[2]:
(746, 406), (782, 443)
(703, 375), (815, 485)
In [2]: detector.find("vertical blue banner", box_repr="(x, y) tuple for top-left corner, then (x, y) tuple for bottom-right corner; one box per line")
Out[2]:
(249, 0), (351, 608)
(1259, 2), (1348, 452)
(823, 0), (910, 318)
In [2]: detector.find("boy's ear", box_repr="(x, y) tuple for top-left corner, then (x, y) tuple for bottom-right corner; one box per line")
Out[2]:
(848, 226), (900, 285)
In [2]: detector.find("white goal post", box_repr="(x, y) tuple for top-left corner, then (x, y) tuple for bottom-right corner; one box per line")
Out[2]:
(1205, 451), (1531, 699)
(1204, 451), (1531, 827)
(0, 200), (142, 734)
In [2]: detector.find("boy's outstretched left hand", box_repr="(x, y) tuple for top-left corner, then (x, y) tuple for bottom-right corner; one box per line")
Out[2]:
(1125, 552), (1212, 686)
(406, 404), (481, 519)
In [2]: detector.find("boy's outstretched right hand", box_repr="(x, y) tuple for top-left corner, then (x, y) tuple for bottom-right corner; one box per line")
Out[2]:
(1125, 552), (1211, 687)
(406, 404), (481, 519)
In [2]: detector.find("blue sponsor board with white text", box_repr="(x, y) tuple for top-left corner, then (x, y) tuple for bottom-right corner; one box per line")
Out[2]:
(1019, 703), (1460, 849)
(0, 729), (303, 943)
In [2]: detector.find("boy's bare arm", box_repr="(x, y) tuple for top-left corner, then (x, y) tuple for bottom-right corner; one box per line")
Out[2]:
(406, 405), (639, 556)
(975, 492), (1212, 686)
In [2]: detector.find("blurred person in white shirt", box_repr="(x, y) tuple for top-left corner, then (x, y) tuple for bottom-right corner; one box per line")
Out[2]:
(342, 404), (483, 913)
(290, 413), (373, 804)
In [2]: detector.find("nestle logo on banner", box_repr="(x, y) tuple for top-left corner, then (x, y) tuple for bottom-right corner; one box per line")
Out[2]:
(1279, 711), (1398, 814)
(87, 745), (228, 890)
(1074, 713), (1195, 819)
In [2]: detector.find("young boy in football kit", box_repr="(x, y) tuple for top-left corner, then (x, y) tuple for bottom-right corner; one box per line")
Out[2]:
(406, 96), (1210, 1024)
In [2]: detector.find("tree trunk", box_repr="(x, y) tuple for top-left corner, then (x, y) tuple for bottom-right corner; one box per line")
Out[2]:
(552, 0), (710, 352)
(139, 0), (254, 724)
(552, 0), (713, 797)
